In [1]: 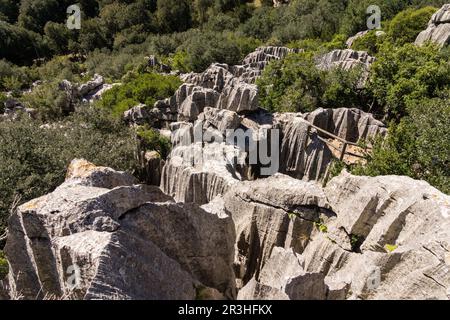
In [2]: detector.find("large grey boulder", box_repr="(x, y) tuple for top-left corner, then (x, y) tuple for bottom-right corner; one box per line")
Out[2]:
(161, 143), (246, 205)
(78, 74), (104, 98)
(303, 108), (387, 143)
(223, 174), (333, 288)
(238, 247), (345, 300)
(279, 116), (333, 181)
(178, 87), (220, 121)
(198, 107), (241, 135)
(316, 49), (375, 72)
(416, 4), (450, 47)
(5, 159), (236, 300)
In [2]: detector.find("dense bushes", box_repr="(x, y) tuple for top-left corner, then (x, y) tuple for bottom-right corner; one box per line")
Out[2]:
(174, 30), (261, 72)
(368, 43), (450, 119)
(257, 52), (368, 113)
(0, 107), (139, 236)
(352, 96), (450, 194)
(387, 6), (437, 46)
(100, 73), (182, 116)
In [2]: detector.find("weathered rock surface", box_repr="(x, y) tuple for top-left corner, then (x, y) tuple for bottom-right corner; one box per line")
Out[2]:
(416, 4), (450, 47)
(316, 49), (375, 72)
(230, 171), (450, 300)
(303, 108), (387, 143)
(161, 143), (246, 205)
(5, 159), (236, 300)
(278, 116), (333, 181)
(223, 174), (333, 288)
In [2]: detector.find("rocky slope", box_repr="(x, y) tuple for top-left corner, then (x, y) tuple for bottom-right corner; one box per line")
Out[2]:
(4, 161), (449, 300)
(3, 45), (447, 301)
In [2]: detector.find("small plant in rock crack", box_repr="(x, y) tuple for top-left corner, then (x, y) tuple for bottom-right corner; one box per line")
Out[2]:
(288, 212), (297, 220)
(350, 234), (364, 252)
(0, 251), (8, 280)
(384, 244), (398, 253)
(314, 219), (328, 233)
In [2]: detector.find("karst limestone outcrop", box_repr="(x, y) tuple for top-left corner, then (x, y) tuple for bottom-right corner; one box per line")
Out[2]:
(125, 46), (299, 128)
(236, 171), (450, 300)
(58, 74), (115, 113)
(316, 49), (375, 72)
(4, 160), (449, 300)
(416, 4), (450, 47)
(4, 159), (236, 300)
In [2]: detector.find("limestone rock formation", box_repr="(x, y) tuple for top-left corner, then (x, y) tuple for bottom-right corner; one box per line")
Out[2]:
(149, 46), (297, 126)
(238, 247), (346, 300)
(161, 143), (246, 205)
(223, 174), (333, 288)
(4, 159), (236, 300)
(303, 108), (387, 143)
(58, 74), (115, 111)
(78, 74), (104, 98)
(230, 171), (450, 300)
(416, 4), (450, 47)
(279, 116), (333, 181)
(4, 158), (450, 300)
(316, 49), (375, 72)
(346, 30), (386, 48)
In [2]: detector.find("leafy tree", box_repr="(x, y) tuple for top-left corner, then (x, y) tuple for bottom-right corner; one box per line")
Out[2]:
(0, 0), (20, 23)
(352, 96), (450, 194)
(0, 107), (139, 236)
(18, 0), (72, 33)
(156, 0), (192, 33)
(257, 52), (369, 113)
(44, 21), (73, 55)
(368, 42), (450, 119)
(0, 21), (48, 64)
(387, 6), (437, 46)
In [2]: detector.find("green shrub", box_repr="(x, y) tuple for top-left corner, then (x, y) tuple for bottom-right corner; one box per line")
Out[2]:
(352, 96), (450, 194)
(176, 30), (260, 72)
(0, 59), (37, 91)
(257, 52), (369, 113)
(368, 43), (450, 119)
(0, 107), (139, 236)
(387, 6), (437, 46)
(100, 72), (182, 116)
(137, 126), (172, 159)
(351, 30), (385, 55)
(21, 81), (72, 121)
